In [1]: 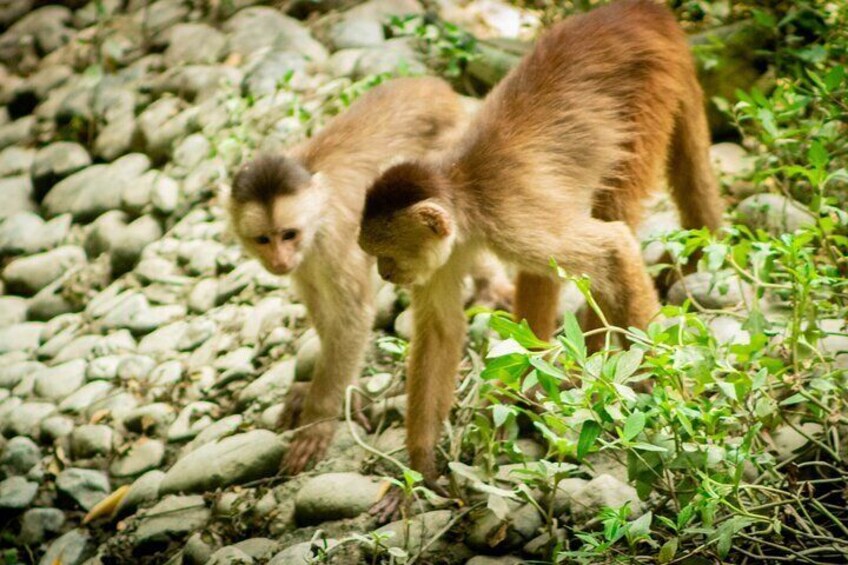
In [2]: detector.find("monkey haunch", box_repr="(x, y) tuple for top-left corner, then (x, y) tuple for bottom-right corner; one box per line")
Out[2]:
(225, 77), (477, 475)
(359, 0), (724, 488)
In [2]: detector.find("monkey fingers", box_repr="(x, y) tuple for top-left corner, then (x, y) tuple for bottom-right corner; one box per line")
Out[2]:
(282, 420), (336, 475)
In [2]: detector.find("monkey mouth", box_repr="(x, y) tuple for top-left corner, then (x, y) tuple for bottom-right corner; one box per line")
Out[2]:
(267, 262), (297, 275)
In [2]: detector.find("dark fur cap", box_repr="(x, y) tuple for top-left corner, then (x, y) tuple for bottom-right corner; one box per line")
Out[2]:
(231, 154), (311, 204)
(363, 161), (444, 219)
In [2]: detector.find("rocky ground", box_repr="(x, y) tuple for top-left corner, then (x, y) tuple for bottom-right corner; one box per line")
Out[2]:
(0, 1), (842, 564)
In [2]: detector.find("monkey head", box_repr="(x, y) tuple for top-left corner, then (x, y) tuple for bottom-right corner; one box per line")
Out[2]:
(226, 155), (327, 275)
(359, 162), (456, 286)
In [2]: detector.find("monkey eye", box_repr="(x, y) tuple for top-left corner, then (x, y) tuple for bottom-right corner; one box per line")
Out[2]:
(255, 235), (270, 245)
(281, 229), (299, 241)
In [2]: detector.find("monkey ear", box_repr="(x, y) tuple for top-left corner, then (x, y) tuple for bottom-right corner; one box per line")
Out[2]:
(411, 201), (452, 238)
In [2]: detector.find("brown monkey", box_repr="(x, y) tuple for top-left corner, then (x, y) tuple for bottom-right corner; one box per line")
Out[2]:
(358, 0), (724, 501)
(225, 77), (509, 474)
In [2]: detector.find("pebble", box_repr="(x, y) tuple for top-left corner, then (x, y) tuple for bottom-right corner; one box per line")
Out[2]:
(42, 154), (151, 222)
(56, 468), (111, 511)
(123, 403), (177, 436)
(667, 271), (753, 310)
(18, 507), (66, 545)
(6, 402), (56, 438)
(30, 141), (92, 201)
(374, 510), (459, 558)
(294, 472), (388, 525)
(0, 475), (38, 508)
(0, 322), (42, 354)
(59, 381), (115, 414)
(133, 494), (210, 549)
(0, 435), (41, 477)
(70, 425), (114, 459)
(159, 429), (284, 495)
(2, 245), (86, 296)
(33, 359), (86, 401)
(237, 359), (295, 407)
(736, 193), (816, 235)
(39, 528), (90, 565)
(114, 470), (165, 518)
(568, 474), (644, 523)
(40, 415), (74, 441)
(110, 438), (165, 477)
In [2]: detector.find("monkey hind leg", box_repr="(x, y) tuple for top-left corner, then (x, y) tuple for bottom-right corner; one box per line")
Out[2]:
(514, 271), (560, 342)
(659, 76), (725, 293)
(667, 76), (724, 233)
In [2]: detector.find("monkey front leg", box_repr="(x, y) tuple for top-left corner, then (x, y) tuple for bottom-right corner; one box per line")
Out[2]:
(405, 268), (467, 485)
(281, 279), (374, 475)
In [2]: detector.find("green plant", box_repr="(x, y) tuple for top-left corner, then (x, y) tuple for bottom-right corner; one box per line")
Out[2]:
(389, 14), (478, 78)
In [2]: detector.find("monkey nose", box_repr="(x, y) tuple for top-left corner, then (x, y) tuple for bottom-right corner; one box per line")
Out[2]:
(377, 258), (397, 280)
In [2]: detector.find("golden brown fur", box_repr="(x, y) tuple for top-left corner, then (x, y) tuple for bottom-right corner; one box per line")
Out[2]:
(226, 77), (481, 474)
(358, 0), (724, 495)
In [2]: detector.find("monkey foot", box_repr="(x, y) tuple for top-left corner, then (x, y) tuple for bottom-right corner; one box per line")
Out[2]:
(370, 485), (405, 524)
(369, 478), (451, 524)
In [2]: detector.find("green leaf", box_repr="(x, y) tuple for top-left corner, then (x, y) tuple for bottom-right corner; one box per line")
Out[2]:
(629, 511), (652, 538)
(630, 442), (668, 453)
(825, 65), (845, 91)
(481, 353), (530, 384)
(615, 349), (644, 382)
(713, 516), (755, 558)
(756, 107), (778, 138)
(489, 315), (549, 349)
(808, 141), (829, 170)
(658, 537), (678, 563)
(562, 311), (586, 361)
(742, 309), (770, 336)
(716, 380), (738, 401)
(703, 243), (728, 271)
(403, 468), (423, 488)
(779, 392), (806, 406)
(492, 404), (512, 428)
(577, 420), (602, 460)
(622, 410), (646, 441)
(487, 338), (527, 359)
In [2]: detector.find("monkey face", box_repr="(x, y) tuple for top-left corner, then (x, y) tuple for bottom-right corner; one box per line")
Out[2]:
(232, 188), (324, 276)
(359, 200), (455, 286)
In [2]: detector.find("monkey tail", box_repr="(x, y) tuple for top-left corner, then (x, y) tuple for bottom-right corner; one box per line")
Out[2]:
(666, 74), (724, 232)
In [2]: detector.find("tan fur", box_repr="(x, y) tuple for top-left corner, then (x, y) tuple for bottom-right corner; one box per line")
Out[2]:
(226, 77), (477, 474)
(359, 0), (724, 485)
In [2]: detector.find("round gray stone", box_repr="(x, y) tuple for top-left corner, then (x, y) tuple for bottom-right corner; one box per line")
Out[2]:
(0, 475), (38, 508)
(56, 468), (110, 511)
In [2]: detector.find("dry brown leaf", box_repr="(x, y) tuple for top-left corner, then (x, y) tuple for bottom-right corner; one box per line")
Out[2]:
(90, 409), (111, 424)
(83, 485), (130, 524)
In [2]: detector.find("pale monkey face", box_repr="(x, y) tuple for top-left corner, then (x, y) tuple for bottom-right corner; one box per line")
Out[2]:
(235, 190), (323, 275)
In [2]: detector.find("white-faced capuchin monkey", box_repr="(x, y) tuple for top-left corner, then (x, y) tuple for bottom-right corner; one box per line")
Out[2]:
(358, 0), (724, 513)
(225, 77), (512, 475)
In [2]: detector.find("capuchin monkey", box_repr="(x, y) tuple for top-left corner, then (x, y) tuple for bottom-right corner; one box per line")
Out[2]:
(225, 77), (512, 475)
(359, 0), (724, 513)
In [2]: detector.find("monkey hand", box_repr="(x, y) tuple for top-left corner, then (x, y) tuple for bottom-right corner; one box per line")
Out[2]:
(282, 419), (336, 475)
(279, 383), (336, 475)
